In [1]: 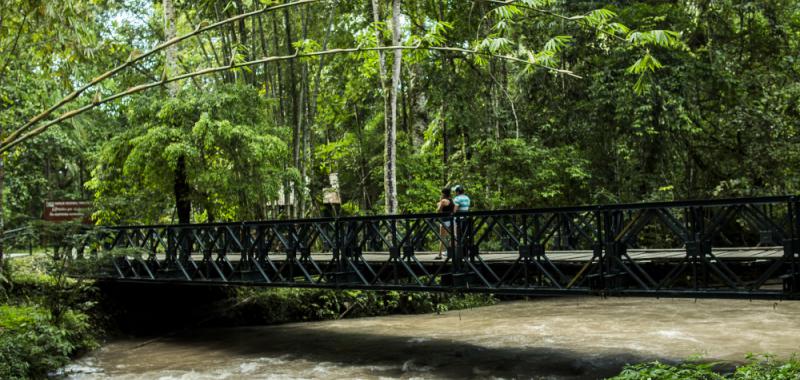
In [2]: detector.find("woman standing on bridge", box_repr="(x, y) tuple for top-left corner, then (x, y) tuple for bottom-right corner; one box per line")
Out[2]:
(436, 187), (455, 260)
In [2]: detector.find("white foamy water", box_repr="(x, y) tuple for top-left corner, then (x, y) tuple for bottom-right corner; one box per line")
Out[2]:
(66, 298), (800, 379)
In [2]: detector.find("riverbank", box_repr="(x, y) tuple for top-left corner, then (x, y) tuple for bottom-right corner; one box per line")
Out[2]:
(0, 255), (98, 378)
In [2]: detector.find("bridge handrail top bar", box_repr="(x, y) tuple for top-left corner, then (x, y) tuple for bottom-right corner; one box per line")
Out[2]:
(100, 195), (798, 230)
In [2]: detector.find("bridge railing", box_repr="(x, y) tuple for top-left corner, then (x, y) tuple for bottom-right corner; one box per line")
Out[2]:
(66, 196), (800, 299)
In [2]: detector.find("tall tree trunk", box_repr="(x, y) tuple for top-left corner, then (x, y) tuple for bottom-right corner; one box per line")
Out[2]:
(307, 6), (336, 216)
(371, 0), (388, 89)
(402, 73), (410, 136)
(297, 9), (310, 217)
(385, 0), (401, 214)
(174, 156), (191, 224)
(256, 14), (271, 89)
(227, 23), (239, 81)
(249, 14), (258, 84)
(0, 147), (4, 264)
(272, 15), (289, 217)
(370, 3), (390, 141)
(309, 7), (336, 127)
(233, 0), (250, 82)
(371, 0), (390, 209)
(79, 157), (86, 199)
(284, 8), (300, 218)
(372, 0), (399, 214)
(164, 0), (189, 223)
(353, 105), (372, 211)
(214, 3), (234, 82)
(164, 0), (178, 96)
(271, 15), (285, 125)
(441, 103), (448, 183)
(204, 33), (223, 67)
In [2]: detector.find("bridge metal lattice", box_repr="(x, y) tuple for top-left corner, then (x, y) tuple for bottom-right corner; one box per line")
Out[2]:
(69, 196), (800, 299)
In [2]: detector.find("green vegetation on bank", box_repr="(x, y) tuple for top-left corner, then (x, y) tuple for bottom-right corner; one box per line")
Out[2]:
(610, 355), (800, 380)
(0, 257), (97, 379)
(224, 287), (497, 324)
(0, 305), (95, 379)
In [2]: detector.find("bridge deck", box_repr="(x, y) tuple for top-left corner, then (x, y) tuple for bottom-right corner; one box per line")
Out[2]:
(166, 247), (783, 264)
(354, 247), (785, 263)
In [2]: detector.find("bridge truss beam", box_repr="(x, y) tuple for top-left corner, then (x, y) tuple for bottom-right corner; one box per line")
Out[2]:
(67, 196), (800, 299)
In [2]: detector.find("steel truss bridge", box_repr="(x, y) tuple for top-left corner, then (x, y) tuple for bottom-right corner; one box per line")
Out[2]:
(67, 196), (800, 300)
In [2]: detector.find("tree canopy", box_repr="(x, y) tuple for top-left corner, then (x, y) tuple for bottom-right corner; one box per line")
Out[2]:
(1, 0), (799, 227)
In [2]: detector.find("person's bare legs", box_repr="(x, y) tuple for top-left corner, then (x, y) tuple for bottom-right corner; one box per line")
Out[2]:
(437, 224), (449, 259)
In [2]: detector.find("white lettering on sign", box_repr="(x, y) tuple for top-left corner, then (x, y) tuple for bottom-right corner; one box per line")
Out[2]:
(42, 200), (93, 223)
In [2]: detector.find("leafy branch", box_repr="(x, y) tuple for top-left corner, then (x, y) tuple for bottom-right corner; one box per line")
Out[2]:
(1, 0), (321, 150)
(483, 0), (686, 94)
(0, 44), (578, 154)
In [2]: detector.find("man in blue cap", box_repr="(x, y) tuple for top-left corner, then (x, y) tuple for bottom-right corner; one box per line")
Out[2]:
(451, 185), (471, 243)
(452, 185), (470, 213)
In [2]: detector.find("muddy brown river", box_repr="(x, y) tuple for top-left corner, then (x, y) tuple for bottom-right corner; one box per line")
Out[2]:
(65, 297), (800, 379)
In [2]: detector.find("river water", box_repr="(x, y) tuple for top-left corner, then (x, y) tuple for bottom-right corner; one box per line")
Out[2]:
(65, 297), (800, 379)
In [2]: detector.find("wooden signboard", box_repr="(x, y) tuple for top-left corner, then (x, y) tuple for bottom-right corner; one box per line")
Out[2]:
(42, 200), (92, 223)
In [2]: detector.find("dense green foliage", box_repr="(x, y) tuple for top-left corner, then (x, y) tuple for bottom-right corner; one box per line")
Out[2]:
(1, 0), (145, 226)
(0, 305), (95, 379)
(8, 0), (793, 226)
(225, 287), (497, 324)
(610, 355), (800, 380)
(88, 84), (290, 223)
(0, 257), (98, 379)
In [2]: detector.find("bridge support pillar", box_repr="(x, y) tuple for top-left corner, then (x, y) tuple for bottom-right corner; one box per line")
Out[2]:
(783, 236), (800, 296)
(783, 274), (800, 295)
